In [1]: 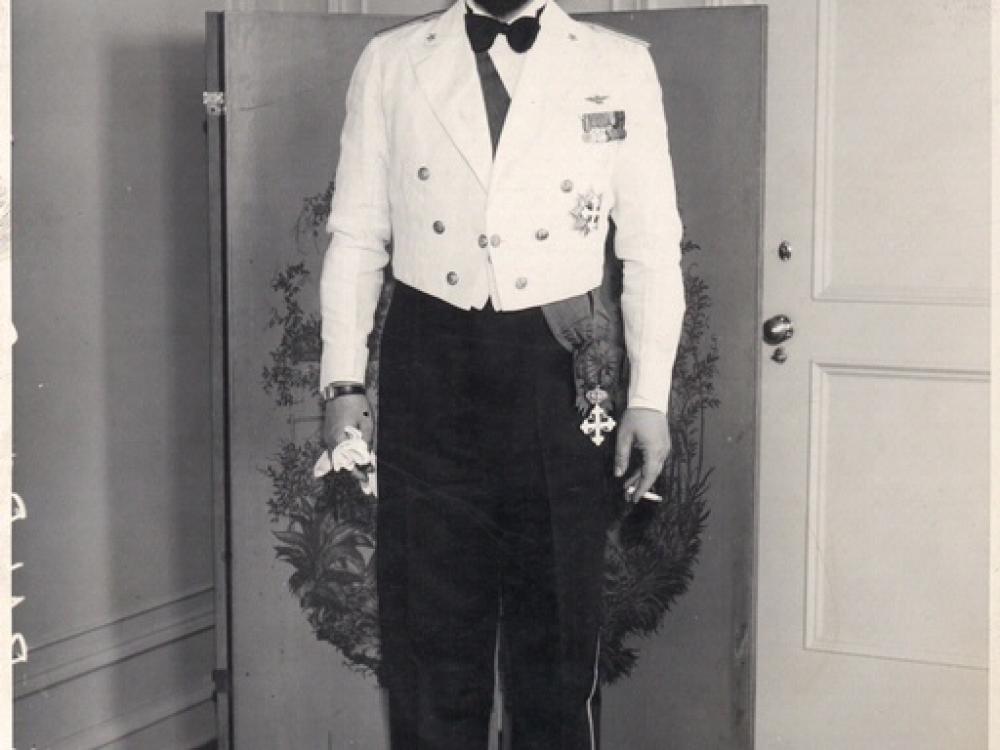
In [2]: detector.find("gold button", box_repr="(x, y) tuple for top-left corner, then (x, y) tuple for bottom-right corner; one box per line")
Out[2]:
(418, 166), (431, 181)
(478, 234), (489, 248)
(490, 234), (502, 247)
(446, 271), (459, 286)
(535, 228), (549, 241)
(561, 179), (574, 193)
(515, 277), (528, 290)
(433, 220), (446, 234)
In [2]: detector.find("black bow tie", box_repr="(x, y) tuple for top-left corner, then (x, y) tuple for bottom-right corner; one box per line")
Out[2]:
(465, 5), (544, 54)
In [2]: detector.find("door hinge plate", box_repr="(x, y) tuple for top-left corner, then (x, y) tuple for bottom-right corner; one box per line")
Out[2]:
(203, 91), (226, 117)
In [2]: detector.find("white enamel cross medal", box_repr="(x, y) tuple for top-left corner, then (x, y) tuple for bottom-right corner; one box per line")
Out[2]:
(580, 386), (616, 446)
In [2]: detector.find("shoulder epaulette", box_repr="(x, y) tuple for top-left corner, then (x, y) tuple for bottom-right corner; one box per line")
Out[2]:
(374, 10), (443, 38)
(581, 21), (650, 48)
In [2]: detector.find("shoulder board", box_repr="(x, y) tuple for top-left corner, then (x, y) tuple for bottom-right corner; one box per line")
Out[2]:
(581, 21), (650, 48)
(374, 10), (443, 37)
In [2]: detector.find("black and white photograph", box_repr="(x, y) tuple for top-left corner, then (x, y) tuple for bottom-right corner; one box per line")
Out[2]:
(0, 0), (994, 748)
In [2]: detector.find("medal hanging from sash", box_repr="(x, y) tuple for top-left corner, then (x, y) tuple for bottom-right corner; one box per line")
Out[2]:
(541, 184), (629, 448)
(580, 385), (616, 446)
(541, 279), (628, 448)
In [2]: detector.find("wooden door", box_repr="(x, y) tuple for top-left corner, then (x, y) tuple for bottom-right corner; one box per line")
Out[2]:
(752, 1), (991, 747)
(208, 8), (764, 748)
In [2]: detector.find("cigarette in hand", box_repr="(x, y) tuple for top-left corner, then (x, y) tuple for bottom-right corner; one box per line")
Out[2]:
(626, 487), (663, 503)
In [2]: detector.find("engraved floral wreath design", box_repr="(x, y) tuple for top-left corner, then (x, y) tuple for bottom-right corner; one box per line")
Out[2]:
(262, 181), (718, 684)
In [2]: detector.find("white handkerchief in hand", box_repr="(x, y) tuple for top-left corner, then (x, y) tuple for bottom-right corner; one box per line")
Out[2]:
(313, 426), (378, 496)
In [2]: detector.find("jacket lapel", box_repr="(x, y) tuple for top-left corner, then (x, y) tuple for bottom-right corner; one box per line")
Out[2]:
(408, 2), (493, 192)
(489, 3), (584, 193)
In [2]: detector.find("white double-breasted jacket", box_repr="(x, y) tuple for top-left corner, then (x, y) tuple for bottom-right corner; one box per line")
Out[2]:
(319, 0), (685, 413)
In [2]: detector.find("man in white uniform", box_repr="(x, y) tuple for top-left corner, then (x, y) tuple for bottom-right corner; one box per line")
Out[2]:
(320, 0), (685, 746)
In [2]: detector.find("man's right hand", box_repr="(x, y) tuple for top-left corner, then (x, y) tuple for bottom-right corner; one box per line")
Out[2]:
(323, 393), (375, 449)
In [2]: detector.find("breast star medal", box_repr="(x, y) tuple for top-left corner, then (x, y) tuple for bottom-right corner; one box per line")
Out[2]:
(571, 190), (603, 236)
(580, 386), (617, 446)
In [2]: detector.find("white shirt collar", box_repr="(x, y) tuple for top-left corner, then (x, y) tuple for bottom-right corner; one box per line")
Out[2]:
(466, 0), (548, 23)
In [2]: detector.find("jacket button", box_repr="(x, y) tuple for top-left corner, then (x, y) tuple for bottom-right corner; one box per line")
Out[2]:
(478, 234), (489, 248)
(446, 271), (459, 286)
(433, 220), (446, 234)
(535, 228), (549, 241)
(561, 179), (574, 193)
(515, 277), (528, 290)
(417, 166), (431, 180)
(490, 234), (502, 247)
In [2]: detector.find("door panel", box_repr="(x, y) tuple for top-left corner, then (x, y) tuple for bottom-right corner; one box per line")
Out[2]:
(813, 0), (989, 305)
(806, 365), (988, 668)
(596, 11), (764, 749)
(217, 15), (403, 750)
(212, 8), (764, 748)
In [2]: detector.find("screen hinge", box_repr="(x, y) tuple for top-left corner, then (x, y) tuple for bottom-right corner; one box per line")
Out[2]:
(203, 91), (226, 117)
(212, 668), (230, 695)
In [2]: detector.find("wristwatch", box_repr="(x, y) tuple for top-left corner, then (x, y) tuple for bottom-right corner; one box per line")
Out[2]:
(322, 382), (367, 402)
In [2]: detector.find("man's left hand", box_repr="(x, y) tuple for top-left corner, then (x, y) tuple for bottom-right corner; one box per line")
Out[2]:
(614, 408), (671, 501)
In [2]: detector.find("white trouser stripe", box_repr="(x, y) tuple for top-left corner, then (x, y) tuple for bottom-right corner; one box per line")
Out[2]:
(585, 637), (601, 750)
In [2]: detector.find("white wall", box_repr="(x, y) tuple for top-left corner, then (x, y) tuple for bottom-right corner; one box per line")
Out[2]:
(12, 2), (222, 747)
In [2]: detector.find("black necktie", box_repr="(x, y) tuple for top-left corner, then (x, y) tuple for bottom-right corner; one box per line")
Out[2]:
(465, 5), (544, 54)
(475, 52), (511, 158)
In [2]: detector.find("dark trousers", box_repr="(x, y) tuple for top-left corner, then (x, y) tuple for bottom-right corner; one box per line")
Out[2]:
(376, 282), (615, 750)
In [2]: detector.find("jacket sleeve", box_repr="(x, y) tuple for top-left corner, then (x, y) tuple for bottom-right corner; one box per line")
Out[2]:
(610, 44), (685, 414)
(319, 36), (392, 390)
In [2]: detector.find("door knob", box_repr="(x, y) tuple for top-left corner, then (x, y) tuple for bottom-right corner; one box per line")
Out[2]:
(762, 314), (794, 346)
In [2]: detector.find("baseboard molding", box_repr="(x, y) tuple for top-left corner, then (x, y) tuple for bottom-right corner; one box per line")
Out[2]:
(15, 584), (215, 700)
(50, 680), (215, 750)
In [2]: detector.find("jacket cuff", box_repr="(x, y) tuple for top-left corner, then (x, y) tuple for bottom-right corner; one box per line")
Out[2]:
(625, 394), (668, 415)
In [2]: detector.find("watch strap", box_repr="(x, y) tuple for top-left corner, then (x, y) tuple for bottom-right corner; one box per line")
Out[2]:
(322, 382), (367, 402)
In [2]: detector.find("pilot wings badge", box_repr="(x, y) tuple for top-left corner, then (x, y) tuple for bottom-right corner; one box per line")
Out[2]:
(570, 190), (603, 236)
